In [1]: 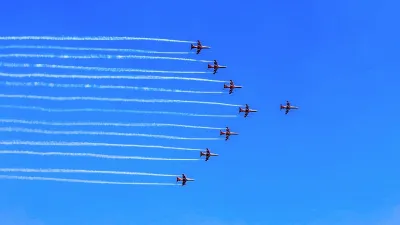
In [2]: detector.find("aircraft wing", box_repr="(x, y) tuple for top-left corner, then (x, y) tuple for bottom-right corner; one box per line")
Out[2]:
(196, 48), (201, 54)
(285, 108), (289, 114)
(182, 179), (187, 185)
(244, 111), (249, 117)
(206, 155), (210, 161)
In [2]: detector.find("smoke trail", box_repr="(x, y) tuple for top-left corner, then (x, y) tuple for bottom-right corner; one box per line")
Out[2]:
(0, 140), (202, 151)
(0, 36), (194, 43)
(0, 62), (208, 74)
(0, 81), (224, 94)
(0, 53), (212, 62)
(0, 127), (220, 141)
(0, 150), (200, 161)
(0, 105), (237, 118)
(0, 119), (223, 130)
(0, 94), (240, 107)
(0, 72), (226, 83)
(0, 45), (193, 54)
(0, 168), (178, 177)
(0, 175), (178, 185)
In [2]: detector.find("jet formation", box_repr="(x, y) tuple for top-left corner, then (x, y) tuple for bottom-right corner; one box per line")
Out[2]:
(178, 40), (300, 186)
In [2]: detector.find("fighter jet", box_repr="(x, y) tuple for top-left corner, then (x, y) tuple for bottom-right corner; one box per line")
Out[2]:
(208, 60), (227, 74)
(280, 100), (299, 114)
(200, 148), (219, 161)
(176, 174), (195, 186)
(224, 80), (242, 94)
(190, 40), (211, 54)
(239, 104), (258, 117)
(219, 127), (238, 141)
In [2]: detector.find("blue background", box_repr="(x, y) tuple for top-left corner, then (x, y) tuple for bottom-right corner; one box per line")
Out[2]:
(0, 0), (399, 224)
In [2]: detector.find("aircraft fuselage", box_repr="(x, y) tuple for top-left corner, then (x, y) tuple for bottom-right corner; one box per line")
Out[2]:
(198, 46), (210, 49)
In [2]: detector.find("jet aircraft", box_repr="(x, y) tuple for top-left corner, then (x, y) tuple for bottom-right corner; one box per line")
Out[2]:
(190, 40), (210, 54)
(200, 148), (219, 161)
(176, 174), (194, 186)
(208, 60), (227, 74)
(239, 104), (258, 117)
(219, 126), (238, 141)
(280, 101), (299, 114)
(224, 80), (242, 94)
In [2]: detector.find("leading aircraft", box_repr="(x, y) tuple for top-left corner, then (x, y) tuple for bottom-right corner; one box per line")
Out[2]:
(190, 40), (210, 54)
(239, 104), (258, 117)
(280, 100), (299, 114)
(223, 80), (242, 94)
(208, 60), (227, 74)
(219, 126), (238, 141)
(200, 148), (219, 161)
(176, 174), (194, 186)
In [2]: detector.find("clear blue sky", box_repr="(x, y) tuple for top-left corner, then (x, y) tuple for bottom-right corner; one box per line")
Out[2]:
(0, 0), (399, 225)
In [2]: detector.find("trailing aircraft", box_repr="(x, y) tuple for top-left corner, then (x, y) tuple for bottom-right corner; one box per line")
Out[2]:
(190, 40), (211, 54)
(224, 80), (242, 94)
(208, 60), (227, 74)
(200, 148), (219, 161)
(219, 126), (238, 141)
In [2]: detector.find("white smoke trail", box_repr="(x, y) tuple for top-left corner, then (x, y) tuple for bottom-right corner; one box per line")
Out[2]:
(0, 36), (194, 43)
(0, 175), (178, 185)
(0, 140), (202, 151)
(0, 62), (208, 74)
(0, 45), (193, 54)
(0, 53), (212, 63)
(0, 72), (226, 83)
(0, 150), (200, 161)
(0, 127), (220, 141)
(0, 94), (240, 107)
(0, 81), (224, 94)
(0, 168), (178, 177)
(0, 119), (223, 130)
(0, 105), (237, 118)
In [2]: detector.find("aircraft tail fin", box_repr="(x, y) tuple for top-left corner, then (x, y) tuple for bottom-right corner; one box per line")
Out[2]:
(190, 44), (195, 49)
(223, 84), (228, 88)
(176, 177), (181, 182)
(200, 151), (204, 157)
(239, 107), (243, 113)
(219, 130), (224, 135)
(207, 64), (213, 69)
(280, 104), (283, 110)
